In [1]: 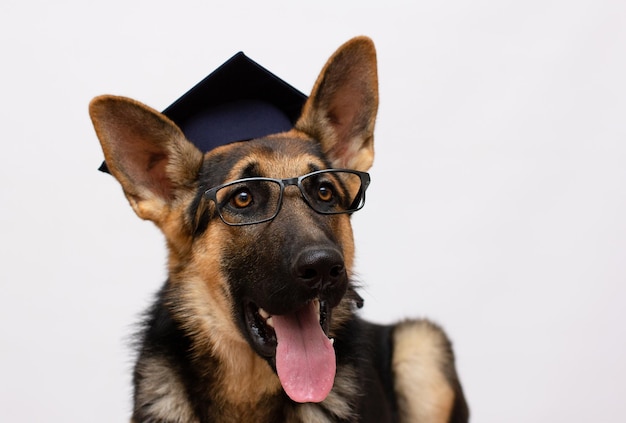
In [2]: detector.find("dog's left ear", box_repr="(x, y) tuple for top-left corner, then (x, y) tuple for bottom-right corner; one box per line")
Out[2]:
(89, 95), (203, 224)
(295, 36), (378, 172)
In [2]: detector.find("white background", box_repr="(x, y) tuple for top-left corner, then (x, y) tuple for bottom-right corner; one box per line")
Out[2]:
(1, 1), (625, 421)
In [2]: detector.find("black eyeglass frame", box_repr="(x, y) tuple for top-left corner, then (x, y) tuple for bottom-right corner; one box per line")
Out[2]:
(204, 169), (371, 226)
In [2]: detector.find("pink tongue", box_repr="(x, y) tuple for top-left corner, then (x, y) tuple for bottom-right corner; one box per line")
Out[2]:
(272, 302), (336, 403)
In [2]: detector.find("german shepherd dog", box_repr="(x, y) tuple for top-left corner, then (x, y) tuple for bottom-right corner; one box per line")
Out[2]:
(89, 37), (468, 423)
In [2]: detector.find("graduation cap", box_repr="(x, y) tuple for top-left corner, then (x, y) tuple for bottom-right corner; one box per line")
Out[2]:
(100, 52), (307, 172)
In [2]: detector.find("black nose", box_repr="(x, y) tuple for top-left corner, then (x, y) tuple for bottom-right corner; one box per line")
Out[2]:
(294, 247), (346, 291)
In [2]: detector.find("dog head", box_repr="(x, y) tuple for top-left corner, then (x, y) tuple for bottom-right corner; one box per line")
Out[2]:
(89, 36), (378, 403)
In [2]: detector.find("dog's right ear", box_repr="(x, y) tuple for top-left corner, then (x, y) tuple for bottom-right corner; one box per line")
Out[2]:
(89, 95), (203, 224)
(295, 36), (378, 172)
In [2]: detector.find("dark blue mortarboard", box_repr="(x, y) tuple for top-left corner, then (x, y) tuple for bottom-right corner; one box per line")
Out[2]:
(163, 52), (308, 151)
(99, 52), (307, 172)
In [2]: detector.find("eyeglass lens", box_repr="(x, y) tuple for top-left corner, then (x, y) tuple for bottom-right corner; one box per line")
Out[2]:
(213, 170), (367, 225)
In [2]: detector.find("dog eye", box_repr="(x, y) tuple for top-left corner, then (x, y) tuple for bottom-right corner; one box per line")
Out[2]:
(230, 189), (253, 208)
(317, 183), (334, 202)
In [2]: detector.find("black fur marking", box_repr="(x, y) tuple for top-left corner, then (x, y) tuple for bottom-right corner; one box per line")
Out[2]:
(332, 318), (398, 423)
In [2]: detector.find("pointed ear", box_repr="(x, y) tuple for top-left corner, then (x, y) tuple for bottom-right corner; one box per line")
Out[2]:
(89, 95), (203, 223)
(295, 36), (378, 171)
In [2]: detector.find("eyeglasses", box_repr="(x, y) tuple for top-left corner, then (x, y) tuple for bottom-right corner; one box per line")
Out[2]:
(204, 169), (371, 226)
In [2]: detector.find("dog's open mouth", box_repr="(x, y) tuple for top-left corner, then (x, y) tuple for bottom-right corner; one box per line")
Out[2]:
(244, 299), (335, 403)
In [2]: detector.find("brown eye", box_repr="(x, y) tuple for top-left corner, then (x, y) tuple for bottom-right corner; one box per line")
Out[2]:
(231, 189), (253, 208)
(318, 184), (334, 202)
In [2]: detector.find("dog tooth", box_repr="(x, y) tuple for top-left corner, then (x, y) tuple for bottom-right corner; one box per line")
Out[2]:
(266, 317), (274, 328)
(259, 308), (270, 320)
(329, 338), (335, 345)
(313, 299), (320, 315)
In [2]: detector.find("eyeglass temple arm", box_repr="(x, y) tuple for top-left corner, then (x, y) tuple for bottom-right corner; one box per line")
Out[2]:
(348, 186), (364, 210)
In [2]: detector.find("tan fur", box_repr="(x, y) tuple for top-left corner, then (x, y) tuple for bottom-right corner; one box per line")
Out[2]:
(393, 320), (457, 423)
(290, 404), (333, 423)
(134, 357), (200, 423)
